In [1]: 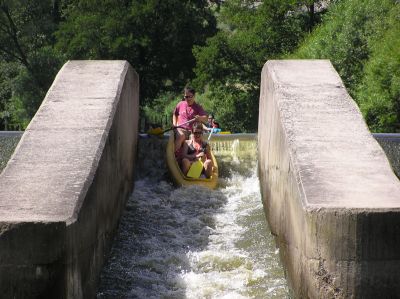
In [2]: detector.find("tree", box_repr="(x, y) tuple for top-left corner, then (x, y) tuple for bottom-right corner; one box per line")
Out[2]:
(0, 0), (61, 87)
(193, 0), (328, 132)
(0, 0), (65, 128)
(293, 0), (394, 96)
(292, 0), (399, 132)
(356, 4), (400, 132)
(55, 0), (217, 106)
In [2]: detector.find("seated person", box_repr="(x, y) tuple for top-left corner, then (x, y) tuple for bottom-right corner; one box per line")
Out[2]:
(206, 114), (214, 128)
(181, 122), (213, 178)
(203, 114), (220, 132)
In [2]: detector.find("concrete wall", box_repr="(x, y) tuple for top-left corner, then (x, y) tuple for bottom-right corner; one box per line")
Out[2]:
(0, 61), (139, 298)
(258, 60), (400, 298)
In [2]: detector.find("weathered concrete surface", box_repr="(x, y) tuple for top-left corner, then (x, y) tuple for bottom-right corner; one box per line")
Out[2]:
(258, 60), (400, 298)
(0, 60), (139, 298)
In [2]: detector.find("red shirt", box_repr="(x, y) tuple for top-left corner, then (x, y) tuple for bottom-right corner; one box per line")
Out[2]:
(174, 100), (206, 130)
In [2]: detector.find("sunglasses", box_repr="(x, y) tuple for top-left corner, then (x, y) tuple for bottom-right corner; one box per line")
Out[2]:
(184, 95), (194, 99)
(193, 131), (203, 136)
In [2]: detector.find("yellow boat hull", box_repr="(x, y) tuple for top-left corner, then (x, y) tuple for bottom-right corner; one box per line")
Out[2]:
(166, 133), (218, 189)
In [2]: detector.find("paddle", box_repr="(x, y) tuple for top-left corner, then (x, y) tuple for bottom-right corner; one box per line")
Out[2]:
(208, 128), (214, 141)
(187, 159), (203, 178)
(204, 127), (224, 141)
(147, 118), (196, 136)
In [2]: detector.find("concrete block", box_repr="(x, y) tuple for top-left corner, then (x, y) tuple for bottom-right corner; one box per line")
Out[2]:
(258, 60), (400, 298)
(0, 60), (139, 298)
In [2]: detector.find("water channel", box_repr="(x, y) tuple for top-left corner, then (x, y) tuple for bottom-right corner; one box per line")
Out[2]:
(97, 135), (290, 298)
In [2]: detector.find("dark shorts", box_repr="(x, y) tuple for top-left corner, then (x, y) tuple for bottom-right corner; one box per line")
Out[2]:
(174, 127), (191, 140)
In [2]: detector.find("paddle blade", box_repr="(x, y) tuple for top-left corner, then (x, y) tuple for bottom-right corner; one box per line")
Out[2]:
(187, 160), (203, 178)
(147, 127), (164, 135)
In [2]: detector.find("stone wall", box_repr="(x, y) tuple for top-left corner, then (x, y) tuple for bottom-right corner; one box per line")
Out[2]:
(258, 60), (400, 298)
(0, 61), (139, 298)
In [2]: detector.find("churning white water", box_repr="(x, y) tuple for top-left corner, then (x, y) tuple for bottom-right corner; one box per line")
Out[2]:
(97, 136), (289, 298)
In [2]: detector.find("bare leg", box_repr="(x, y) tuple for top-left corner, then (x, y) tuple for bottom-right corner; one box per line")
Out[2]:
(175, 128), (188, 151)
(203, 159), (213, 178)
(181, 158), (192, 175)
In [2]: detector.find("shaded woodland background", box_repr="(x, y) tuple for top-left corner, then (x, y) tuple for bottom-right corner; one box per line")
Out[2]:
(0, 0), (398, 132)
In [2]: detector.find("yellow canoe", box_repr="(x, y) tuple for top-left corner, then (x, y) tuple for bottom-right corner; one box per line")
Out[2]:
(166, 133), (218, 189)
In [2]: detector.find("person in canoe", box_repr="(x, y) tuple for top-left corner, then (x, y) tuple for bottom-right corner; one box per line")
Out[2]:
(172, 87), (207, 154)
(181, 122), (213, 178)
(205, 114), (214, 129)
(203, 113), (221, 133)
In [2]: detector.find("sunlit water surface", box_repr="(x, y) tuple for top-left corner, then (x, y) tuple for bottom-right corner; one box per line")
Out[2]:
(374, 134), (400, 178)
(97, 136), (289, 298)
(0, 134), (21, 172)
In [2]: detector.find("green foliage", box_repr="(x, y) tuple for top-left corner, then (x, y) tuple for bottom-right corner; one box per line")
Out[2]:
(0, 61), (20, 128)
(56, 0), (217, 105)
(1, 0), (397, 134)
(196, 86), (258, 132)
(293, 0), (400, 132)
(6, 95), (30, 129)
(293, 0), (394, 93)
(12, 47), (64, 119)
(0, 62), (19, 110)
(0, 0), (65, 129)
(0, 0), (58, 65)
(0, 46), (65, 129)
(142, 91), (180, 127)
(356, 5), (400, 132)
(193, 0), (325, 132)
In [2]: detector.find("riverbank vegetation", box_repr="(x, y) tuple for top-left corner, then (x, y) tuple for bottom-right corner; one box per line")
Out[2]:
(292, 0), (400, 132)
(0, 0), (398, 132)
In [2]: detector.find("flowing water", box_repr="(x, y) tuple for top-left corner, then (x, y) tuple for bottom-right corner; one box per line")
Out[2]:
(0, 132), (22, 172)
(97, 135), (289, 298)
(374, 133), (400, 178)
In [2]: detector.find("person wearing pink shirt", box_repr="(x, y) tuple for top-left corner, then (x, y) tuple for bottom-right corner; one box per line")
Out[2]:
(172, 87), (207, 152)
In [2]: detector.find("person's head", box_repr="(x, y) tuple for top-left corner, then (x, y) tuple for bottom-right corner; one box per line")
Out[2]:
(191, 122), (203, 139)
(208, 114), (214, 122)
(184, 87), (196, 105)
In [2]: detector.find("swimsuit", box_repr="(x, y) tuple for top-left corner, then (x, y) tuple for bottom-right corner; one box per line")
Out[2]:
(187, 140), (207, 155)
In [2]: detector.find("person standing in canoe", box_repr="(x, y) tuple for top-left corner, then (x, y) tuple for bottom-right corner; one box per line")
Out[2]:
(172, 87), (207, 153)
(181, 122), (213, 178)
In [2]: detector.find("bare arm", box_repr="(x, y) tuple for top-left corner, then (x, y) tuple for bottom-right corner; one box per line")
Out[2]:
(205, 144), (212, 160)
(182, 142), (196, 160)
(172, 113), (178, 126)
(195, 115), (207, 123)
(202, 123), (211, 131)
